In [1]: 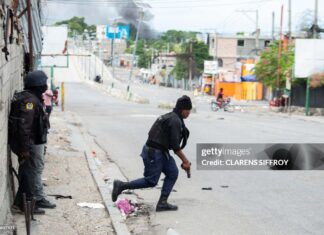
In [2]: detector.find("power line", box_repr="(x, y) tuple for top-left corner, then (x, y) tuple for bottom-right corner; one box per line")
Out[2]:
(43, 0), (272, 9)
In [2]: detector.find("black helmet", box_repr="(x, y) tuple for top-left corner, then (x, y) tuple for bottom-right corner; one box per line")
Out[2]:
(24, 70), (48, 88)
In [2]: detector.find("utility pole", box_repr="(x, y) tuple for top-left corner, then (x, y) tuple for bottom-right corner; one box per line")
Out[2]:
(288, 0), (292, 114)
(127, 9), (144, 92)
(288, 0), (292, 40)
(276, 5), (284, 98)
(112, 20), (118, 78)
(272, 12), (275, 40)
(313, 0), (318, 39)
(306, 0), (319, 115)
(188, 41), (193, 91)
(255, 10), (259, 52)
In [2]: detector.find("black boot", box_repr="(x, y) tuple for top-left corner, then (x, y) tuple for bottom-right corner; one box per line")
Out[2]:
(36, 198), (56, 209)
(112, 180), (128, 202)
(156, 195), (178, 212)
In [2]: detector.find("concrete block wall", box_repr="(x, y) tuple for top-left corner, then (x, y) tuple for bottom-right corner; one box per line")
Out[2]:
(0, 15), (24, 226)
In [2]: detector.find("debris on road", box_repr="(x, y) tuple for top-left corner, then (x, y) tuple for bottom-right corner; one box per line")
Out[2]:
(202, 187), (213, 190)
(116, 199), (135, 216)
(77, 202), (105, 209)
(48, 194), (73, 200)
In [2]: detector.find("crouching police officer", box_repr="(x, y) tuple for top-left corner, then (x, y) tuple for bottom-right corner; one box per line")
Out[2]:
(10, 71), (56, 214)
(112, 95), (192, 212)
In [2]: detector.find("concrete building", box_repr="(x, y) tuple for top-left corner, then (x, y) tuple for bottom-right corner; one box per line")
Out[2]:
(151, 52), (177, 84)
(95, 38), (127, 64)
(208, 34), (272, 81)
(0, 0), (43, 227)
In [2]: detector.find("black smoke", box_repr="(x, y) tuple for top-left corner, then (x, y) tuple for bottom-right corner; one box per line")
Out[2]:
(114, 0), (157, 39)
(44, 0), (157, 39)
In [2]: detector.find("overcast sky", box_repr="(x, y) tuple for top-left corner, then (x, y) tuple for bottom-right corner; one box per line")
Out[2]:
(43, 0), (324, 35)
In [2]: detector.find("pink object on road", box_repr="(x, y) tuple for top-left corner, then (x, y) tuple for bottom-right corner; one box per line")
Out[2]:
(115, 199), (135, 215)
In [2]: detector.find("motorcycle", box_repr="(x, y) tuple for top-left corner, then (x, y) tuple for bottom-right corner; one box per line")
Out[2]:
(211, 97), (234, 112)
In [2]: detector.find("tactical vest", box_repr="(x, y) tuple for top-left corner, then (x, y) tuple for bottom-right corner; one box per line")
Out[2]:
(148, 112), (189, 151)
(8, 91), (49, 155)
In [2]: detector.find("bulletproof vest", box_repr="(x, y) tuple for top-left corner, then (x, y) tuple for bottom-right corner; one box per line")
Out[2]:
(8, 91), (28, 155)
(148, 112), (175, 150)
(148, 112), (189, 151)
(8, 91), (49, 155)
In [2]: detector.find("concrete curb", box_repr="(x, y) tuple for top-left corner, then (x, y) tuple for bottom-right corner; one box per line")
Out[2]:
(84, 151), (131, 235)
(69, 113), (131, 235)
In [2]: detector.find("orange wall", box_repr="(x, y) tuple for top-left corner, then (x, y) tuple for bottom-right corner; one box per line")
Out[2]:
(215, 80), (263, 100)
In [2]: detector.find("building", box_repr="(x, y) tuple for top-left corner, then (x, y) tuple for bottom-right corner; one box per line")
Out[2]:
(96, 38), (127, 64)
(151, 52), (177, 84)
(208, 34), (272, 81)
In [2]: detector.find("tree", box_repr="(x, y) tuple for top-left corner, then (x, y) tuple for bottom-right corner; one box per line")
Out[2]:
(172, 40), (211, 80)
(254, 41), (294, 88)
(172, 60), (188, 80)
(192, 40), (212, 75)
(135, 40), (151, 68)
(55, 17), (96, 37)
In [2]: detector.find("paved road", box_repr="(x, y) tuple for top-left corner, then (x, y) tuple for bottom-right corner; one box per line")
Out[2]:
(60, 74), (324, 235)
(57, 56), (324, 235)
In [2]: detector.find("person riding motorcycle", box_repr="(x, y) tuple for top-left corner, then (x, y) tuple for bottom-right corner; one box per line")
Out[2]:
(216, 88), (225, 107)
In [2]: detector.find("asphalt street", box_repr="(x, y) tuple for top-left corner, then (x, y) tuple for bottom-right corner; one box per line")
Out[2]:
(49, 55), (324, 235)
(60, 77), (324, 235)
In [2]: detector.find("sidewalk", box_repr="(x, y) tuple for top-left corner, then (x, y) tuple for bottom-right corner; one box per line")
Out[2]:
(13, 110), (115, 235)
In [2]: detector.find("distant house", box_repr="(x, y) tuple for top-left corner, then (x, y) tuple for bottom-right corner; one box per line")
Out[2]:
(208, 34), (273, 81)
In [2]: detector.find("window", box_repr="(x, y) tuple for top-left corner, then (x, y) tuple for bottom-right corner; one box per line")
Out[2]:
(237, 40), (245, 47)
(218, 58), (223, 67)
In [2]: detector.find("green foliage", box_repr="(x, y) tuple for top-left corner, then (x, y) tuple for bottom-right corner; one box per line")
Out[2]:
(172, 40), (211, 80)
(161, 30), (196, 44)
(125, 30), (210, 76)
(192, 40), (212, 74)
(55, 17), (96, 37)
(136, 40), (151, 68)
(172, 60), (188, 80)
(254, 41), (294, 88)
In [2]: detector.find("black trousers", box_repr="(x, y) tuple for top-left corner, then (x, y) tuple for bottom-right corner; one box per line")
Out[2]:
(13, 158), (37, 209)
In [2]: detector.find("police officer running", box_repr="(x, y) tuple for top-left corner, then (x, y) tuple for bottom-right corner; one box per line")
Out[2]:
(10, 71), (56, 214)
(112, 95), (192, 212)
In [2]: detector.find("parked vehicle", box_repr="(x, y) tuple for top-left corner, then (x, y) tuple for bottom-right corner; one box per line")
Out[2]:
(94, 75), (103, 84)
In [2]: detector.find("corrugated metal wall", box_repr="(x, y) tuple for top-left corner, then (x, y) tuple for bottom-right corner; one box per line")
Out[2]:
(18, 0), (43, 69)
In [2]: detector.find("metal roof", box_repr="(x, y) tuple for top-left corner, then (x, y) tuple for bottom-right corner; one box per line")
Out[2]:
(18, 0), (43, 55)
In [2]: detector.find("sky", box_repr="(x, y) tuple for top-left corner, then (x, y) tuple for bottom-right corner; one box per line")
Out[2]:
(43, 0), (324, 36)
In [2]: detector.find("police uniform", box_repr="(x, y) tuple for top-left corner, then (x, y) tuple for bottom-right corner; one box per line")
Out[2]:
(112, 95), (192, 211)
(10, 71), (55, 213)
